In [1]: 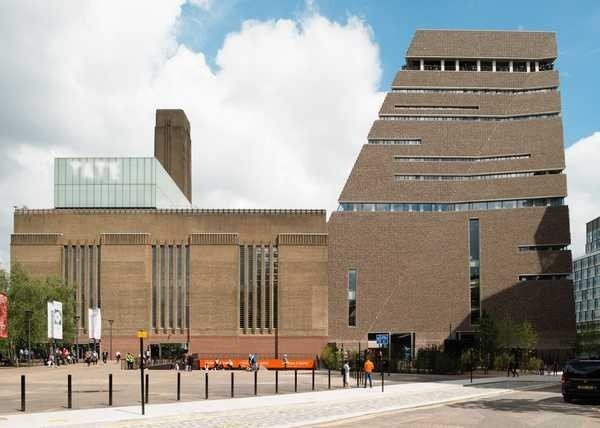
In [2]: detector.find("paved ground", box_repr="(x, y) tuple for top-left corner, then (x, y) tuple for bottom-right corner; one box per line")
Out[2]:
(0, 363), (496, 414)
(0, 373), (570, 427)
(319, 385), (600, 427)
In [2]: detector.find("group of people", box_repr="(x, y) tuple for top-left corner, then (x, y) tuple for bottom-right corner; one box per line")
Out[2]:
(47, 347), (75, 366)
(341, 357), (376, 388)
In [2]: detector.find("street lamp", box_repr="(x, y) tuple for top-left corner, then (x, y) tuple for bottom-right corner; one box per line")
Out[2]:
(108, 319), (114, 361)
(74, 315), (80, 363)
(25, 310), (32, 367)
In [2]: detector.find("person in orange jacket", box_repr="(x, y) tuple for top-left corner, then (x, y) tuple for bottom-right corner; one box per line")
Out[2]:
(363, 358), (374, 388)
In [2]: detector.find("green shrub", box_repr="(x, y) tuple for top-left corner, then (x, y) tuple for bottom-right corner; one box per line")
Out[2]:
(320, 344), (342, 370)
(493, 352), (512, 371)
(524, 357), (543, 373)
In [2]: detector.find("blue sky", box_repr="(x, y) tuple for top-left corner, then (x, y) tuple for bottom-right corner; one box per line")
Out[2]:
(178, 0), (600, 146)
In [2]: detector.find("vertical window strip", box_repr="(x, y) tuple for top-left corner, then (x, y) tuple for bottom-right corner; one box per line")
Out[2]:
(80, 246), (86, 329)
(185, 245), (190, 335)
(97, 245), (101, 308)
(89, 245), (94, 308)
(152, 246), (157, 329)
(273, 247), (278, 329)
(265, 246), (271, 330)
(239, 245), (245, 329)
(169, 245), (174, 329)
(160, 245), (166, 329)
(348, 269), (357, 327)
(63, 246), (69, 284)
(257, 245), (262, 330)
(177, 245), (183, 329)
(469, 219), (481, 325)
(248, 245), (254, 329)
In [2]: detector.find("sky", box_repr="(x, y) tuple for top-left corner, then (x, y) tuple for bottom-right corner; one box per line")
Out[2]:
(0, 0), (599, 268)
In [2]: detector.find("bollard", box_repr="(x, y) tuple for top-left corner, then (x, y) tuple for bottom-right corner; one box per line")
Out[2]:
(21, 375), (26, 412)
(231, 372), (234, 398)
(205, 372), (208, 400)
(312, 368), (315, 391)
(145, 374), (149, 404)
(177, 372), (181, 401)
(328, 369), (331, 390)
(67, 374), (72, 409)
(109, 374), (113, 406)
(294, 369), (298, 392)
(356, 370), (360, 387)
(254, 370), (258, 396)
(381, 371), (384, 392)
(275, 370), (278, 394)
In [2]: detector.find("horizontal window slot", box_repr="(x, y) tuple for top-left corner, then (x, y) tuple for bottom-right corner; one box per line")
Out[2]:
(519, 273), (571, 281)
(368, 139), (421, 145)
(518, 244), (569, 252)
(391, 87), (557, 95)
(394, 170), (561, 181)
(394, 105), (479, 110)
(380, 113), (559, 122)
(394, 154), (530, 162)
(338, 197), (565, 213)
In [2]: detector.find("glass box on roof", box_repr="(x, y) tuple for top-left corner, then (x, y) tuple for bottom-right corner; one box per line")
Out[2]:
(54, 157), (191, 209)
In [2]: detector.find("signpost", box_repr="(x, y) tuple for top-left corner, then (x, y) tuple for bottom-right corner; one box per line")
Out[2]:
(137, 329), (148, 415)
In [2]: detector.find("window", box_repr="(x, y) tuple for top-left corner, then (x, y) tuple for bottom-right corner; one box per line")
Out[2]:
(380, 113), (559, 122)
(391, 87), (556, 95)
(443, 59), (457, 71)
(394, 154), (530, 163)
(513, 61), (527, 72)
(152, 246), (157, 329)
(168, 245), (174, 329)
(248, 246), (254, 329)
(459, 60), (477, 71)
(348, 269), (357, 327)
(177, 245), (183, 329)
(496, 61), (510, 72)
(239, 246), (245, 329)
(469, 219), (480, 325)
(481, 61), (493, 71)
(368, 139), (421, 145)
(519, 273), (572, 281)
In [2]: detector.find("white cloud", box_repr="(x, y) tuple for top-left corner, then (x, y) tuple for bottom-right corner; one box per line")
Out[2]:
(566, 132), (600, 258)
(0, 1), (383, 267)
(188, 0), (212, 10)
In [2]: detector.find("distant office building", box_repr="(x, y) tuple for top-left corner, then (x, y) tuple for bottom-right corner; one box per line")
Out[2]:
(574, 217), (600, 328)
(328, 30), (575, 357)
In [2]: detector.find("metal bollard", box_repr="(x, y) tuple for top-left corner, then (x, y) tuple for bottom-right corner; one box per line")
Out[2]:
(145, 374), (149, 404)
(254, 370), (258, 396)
(205, 372), (208, 400)
(312, 368), (315, 391)
(381, 371), (384, 392)
(275, 370), (278, 394)
(21, 375), (26, 412)
(356, 370), (360, 387)
(294, 369), (298, 392)
(231, 372), (234, 398)
(328, 369), (331, 390)
(67, 374), (72, 409)
(177, 372), (181, 401)
(109, 374), (113, 406)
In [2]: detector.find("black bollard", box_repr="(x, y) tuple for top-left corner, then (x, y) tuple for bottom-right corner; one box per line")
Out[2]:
(109, 374), (113, 406)
(67, 374), (72, 409)
(21, 375), (26, 412)
(254, 370), (258, 396)
(356, 370), (360, 387)
(231, 372), (234, 398)
(275, 370), (278, 394)
(294, 369), (298, 392)
(328, 369), (331, 390)
(381, 371), (384, 392)
(312, 368), (315, 391)
(205, 372), (208, 400)
(177, 372), (181, 401)
(145, 374), (149, 404)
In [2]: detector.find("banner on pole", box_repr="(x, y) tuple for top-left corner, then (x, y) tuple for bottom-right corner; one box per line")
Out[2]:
(88, 308), (101, 340)
(47, 300), (63, 340)
(0, 293), (7, 339)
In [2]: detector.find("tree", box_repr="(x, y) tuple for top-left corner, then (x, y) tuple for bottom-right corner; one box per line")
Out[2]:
(3, 264), (75, 352)
(0, 268), (8, 293)
(477, 311), (497, 369)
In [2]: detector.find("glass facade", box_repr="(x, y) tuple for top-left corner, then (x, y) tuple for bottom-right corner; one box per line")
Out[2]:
(574, 216), (600, 326)
(348, 269), (357, 327)
(469, 220), (481, 325)
(54, 157), (191, 209)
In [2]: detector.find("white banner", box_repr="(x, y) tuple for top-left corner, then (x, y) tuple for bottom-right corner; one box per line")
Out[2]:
(88, 308), (102, 340)
(47, 301), (63, 340)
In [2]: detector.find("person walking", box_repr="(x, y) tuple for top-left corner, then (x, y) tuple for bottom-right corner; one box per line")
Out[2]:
(343, 360), (350, 388)
(363, 357), (374, 388)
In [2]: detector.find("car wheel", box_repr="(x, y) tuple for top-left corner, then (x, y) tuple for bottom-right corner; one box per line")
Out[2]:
(563, 395), (572, 403)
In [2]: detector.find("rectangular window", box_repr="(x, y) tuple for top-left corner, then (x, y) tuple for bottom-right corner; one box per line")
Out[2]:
(168, 245), (174, 329)
(177, 245), (183, 329)
(257, 246), (262, 330)
(89, 245), (94, 308)
(97, 246), (101, 308)
(348, 269), (357, 327)
(265, 246), (271, 329)
(469, 219), (481, 325)
(273, 247), (279, 329)
(80, 246), (86, 328)
(152, 246), (157, 329)
(248, 246), (254, 329)
(160, 245), (166, 329)
(239, 246), (245, 329)
(185, 245), (190, 333)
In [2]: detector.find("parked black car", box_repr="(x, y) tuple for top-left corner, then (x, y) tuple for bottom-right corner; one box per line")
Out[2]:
(562, 359), (600, 402)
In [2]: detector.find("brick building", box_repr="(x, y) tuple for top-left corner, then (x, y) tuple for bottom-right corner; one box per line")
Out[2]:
(11, 30), (576, 360)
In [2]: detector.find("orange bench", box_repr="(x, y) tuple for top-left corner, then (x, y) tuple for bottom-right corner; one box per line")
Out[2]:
(198, 358), (314, 370)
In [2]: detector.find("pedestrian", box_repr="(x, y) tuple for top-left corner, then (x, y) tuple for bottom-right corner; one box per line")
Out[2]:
(115, 351), (121, 363)
(283, 353), (288, 369)
(553, 360), (559, 376)
(363, 357), (374, 388)
(343, 360), (350, 388)
(539, 359), (545, 376)
(512, 359), (519, 377)
(102, 351), (108, 364)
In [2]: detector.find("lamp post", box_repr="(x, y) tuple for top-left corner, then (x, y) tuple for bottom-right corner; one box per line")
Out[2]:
(74, 315), (80, 363)
(108, 319), (114, 361)
(25, 310), (32, 367)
